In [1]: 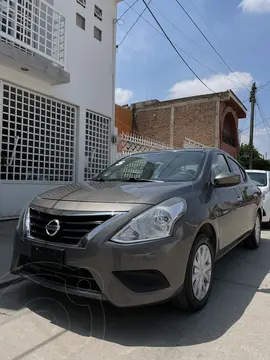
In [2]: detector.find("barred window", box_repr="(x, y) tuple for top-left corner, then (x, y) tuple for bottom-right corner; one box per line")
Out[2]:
(84, 110), (110, 180)
(0, 83), (76, 182)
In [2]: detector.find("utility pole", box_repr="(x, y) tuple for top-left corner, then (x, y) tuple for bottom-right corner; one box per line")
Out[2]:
(249, 82), (257, 169)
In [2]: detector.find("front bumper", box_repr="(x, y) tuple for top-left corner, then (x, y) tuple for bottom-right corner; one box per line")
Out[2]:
(10, 226), (194, 307)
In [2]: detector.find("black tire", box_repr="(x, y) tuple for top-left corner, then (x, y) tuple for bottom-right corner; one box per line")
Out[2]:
(244, 212), (261, 249)
(172, 234), (215, 312)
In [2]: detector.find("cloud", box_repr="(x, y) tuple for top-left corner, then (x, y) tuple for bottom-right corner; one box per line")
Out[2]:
(239, 0), (270, 13)
(168, 72), (253, 99)
(115, 88), (133, 105)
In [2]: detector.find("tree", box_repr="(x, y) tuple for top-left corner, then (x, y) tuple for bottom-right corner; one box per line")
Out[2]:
(238, 143), (270, 170)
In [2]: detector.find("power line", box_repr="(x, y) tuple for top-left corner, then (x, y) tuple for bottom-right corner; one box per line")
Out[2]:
(116, 0), (140, 23)
(174, 0), (249, 90)
(240, 120), (264, 133)
(121, 0), (251, 90)
(257, 80), (270, 93)
(257, 99), (270, 138)
(150, 3), (208, 52)
(141, 0), (216, 94)
(189, 0), (221, 46)
(117, 0), (152, 49)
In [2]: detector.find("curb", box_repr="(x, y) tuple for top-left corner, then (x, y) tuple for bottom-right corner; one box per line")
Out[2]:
(0, 276), (24, 290)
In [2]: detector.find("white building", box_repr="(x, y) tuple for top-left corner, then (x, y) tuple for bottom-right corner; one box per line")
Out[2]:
(0, 0), (122, 219)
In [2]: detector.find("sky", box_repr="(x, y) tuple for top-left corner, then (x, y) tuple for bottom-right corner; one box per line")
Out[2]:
(115, 0), (270, 157)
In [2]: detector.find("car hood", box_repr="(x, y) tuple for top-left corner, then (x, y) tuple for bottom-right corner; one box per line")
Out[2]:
(38, 181), (192, 206)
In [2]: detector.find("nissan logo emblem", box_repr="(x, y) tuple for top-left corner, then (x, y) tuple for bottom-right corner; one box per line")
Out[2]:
(45, 219), (60, 237)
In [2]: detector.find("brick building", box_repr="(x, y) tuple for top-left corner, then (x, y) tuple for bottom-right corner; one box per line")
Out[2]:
(128, 91), (246, 158)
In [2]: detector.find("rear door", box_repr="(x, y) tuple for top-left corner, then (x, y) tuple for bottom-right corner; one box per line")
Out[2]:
(211, 153), (240, 250)
(226, 157), (258, 234)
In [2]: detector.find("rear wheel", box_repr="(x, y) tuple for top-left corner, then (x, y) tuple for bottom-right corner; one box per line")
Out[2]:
(244, 212), (261, 249)
(172, 234), (214, 312)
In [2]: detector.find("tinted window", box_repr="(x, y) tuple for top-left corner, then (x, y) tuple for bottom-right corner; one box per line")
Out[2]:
(211, 154), (230, 177)
(247, 172), (267, 187)
(96, 151), (205, 182)
(227, 158), (243, 181)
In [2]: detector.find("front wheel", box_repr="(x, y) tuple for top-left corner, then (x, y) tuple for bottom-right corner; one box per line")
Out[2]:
(244, 212), (261, 249)
(172, 234), (214, 312)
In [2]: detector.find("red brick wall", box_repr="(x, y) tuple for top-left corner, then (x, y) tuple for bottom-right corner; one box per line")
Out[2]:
(134, 108), (171, 144)
(173, 102), (216, 148)
(134, 101), (217, 148)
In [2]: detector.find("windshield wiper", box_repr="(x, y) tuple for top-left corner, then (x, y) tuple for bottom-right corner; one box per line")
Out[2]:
(125, 178), (164, 183)
(92, 178), (163, 183)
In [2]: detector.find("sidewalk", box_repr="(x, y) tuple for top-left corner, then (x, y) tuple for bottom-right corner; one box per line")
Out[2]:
(0, 220), (20, 285)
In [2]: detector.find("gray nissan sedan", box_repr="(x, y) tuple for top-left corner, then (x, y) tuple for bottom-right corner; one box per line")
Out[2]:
(11, 149), (262, 312)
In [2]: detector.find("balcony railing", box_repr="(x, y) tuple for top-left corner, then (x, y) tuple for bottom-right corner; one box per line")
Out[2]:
(0, 0), (65, 67)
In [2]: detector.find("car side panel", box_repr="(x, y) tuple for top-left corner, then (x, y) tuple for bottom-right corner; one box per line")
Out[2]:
(212, 186), (240, 249)
(237, 181), (260, 233)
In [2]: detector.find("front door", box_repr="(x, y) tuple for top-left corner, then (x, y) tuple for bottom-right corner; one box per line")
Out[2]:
(211, 153), (240, 250)
(226, 157), (257, 235)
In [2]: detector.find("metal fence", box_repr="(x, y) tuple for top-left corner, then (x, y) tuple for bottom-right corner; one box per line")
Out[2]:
(0, 0), (65, 66)
(183, 137), (211, 149)
(116, 133), (172, 160)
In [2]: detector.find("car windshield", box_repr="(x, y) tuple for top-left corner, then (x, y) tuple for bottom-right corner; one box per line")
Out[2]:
(95, 151), (205, 182)
(247, 172), (267, 187)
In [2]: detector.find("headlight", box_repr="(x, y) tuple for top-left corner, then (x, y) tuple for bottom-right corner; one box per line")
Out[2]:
(16, 206), (31, 238)
(111, 197), (187, 244)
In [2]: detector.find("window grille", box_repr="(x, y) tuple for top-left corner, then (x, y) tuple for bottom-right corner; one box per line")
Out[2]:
(77, 0), (86, 7)
(94, 5), (102, 21)
(84, 110), (110, 181)
(0, 82), (76, 182)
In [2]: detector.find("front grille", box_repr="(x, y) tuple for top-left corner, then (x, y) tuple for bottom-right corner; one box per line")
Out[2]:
(30, 208), (115, 245)
(24, 263), (101, 293)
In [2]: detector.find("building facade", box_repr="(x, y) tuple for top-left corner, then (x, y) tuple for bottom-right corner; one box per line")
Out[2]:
(115, 104), (133, 135)
(0, 0), (122, 219)
(130, 91), (246, 158)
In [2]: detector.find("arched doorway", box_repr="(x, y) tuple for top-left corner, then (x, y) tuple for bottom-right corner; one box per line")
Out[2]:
(222, 112), (238, 147)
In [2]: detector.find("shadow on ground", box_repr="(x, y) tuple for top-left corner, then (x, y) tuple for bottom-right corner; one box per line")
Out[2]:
(0, 238), (269, 347)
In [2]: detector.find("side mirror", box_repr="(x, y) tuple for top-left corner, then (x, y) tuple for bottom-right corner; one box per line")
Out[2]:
(214, 172), (241, 187)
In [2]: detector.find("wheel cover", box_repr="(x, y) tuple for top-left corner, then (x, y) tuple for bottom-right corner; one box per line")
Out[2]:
(192, 244), (212, 301)
(255, 216), (261, 244)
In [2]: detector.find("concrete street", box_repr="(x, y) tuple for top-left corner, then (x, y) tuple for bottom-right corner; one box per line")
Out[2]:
(0, 222), (270, 359)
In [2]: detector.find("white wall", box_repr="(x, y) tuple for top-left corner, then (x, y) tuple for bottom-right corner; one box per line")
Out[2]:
(53, 0), (117, 118)
(0, 0), (118, 181)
